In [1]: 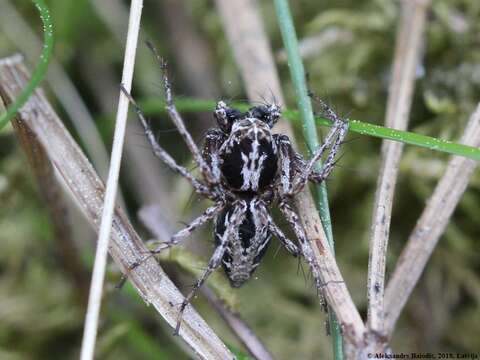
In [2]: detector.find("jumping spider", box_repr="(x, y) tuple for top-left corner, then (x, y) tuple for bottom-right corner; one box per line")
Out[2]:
(121, 51), (348, 335)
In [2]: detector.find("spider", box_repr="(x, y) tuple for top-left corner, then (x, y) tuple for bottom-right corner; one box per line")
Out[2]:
(121, 49), (348, 335)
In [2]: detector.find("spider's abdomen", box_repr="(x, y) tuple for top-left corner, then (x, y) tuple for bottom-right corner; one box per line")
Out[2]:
(215, 199), (270, 288)
(220, 119), (278, 192)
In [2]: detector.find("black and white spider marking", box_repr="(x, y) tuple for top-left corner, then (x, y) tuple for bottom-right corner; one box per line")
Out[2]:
(121, 49), (348, 335)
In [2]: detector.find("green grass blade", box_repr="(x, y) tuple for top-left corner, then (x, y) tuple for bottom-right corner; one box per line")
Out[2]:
(273, 0), (344, 358)
(0, 0), (54, 130)
(137, 98), (480, 162)
(347, 119), (480, 160)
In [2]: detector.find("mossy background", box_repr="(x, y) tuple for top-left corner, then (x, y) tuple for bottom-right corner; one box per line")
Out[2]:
(1, 1), (480, 359)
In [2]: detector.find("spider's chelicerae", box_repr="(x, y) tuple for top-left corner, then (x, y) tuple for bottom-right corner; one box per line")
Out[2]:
(121, 57), (348, 334)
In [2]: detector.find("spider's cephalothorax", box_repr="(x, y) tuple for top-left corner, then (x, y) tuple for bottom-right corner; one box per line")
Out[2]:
(213, 101), (281, 192)
(121, 56), (349, 334)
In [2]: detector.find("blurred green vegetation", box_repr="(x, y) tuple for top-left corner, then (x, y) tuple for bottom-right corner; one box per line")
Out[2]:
(1, 0), (480, 359)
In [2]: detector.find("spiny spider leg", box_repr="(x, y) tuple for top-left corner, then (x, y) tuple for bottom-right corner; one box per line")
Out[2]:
(309, 91), (342, 124)
(117, 204), (224, 289)
(276, 135), (327, 296)
(150, 203), (225, 253)
(275, 134), (295, 195)
(278, 201), (324, 295)
(146, 41), (217, 184)
(306, 121), (348, 185)
(120, 85), (214, 200)
(267, 216), (300, 256)
(173, 201), (246, 335)
(292, 118), (349, 194)
(276, 118), (345, 297)
(252, 193), (299, 256)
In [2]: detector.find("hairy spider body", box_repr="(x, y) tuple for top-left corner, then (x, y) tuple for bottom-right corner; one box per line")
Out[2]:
(215, 199), (271, 287)
(209, 104), (285, 287)
(121, 50), (349, 334)
(219, 117), (278, 192)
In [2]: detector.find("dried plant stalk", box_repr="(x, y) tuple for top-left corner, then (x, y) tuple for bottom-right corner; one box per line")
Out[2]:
(202, 287), (274, 360)
(215, 0), (365, 349)
(0, 55), (232, 360)
(367, 0), (429, 335)
(10, 115), (89, 300)
(81, 2), (144, 358)
(384, 102), (480, 336)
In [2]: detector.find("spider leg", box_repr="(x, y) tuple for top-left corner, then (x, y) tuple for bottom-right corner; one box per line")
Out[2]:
(268, 219), (300, 256)
(263, 204), (299, 256)
(173, 201), (246, 335)
(308, 148), (346, 184)
(245, 199), (275, 257)
(118, 203), (225, 290)
(151, 202), (225, 253)
(275, 134), (296, 195)
(275, 136), (321, 262)
(291, 117), (348, 194)
(278, 200), (324, 293)
(120, 86), (214, 200)
(146, 42), (217, 185)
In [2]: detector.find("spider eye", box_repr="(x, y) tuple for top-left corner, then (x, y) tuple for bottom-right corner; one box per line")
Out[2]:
(249, 106), (268, 119)
(249, 104), (281, 127)
(226, 108), (243, 122)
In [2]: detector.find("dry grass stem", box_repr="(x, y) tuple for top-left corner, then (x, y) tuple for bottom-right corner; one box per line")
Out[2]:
(215, 0), (365, 349)
(0, 56), (233, 360)
(384, 102), (480, 336)
(202, 287), (275, 360)
(367, 0), (430, 335)
(80, 1), (144, 358)
(10, 115), (89, 301)
(80, 4), (174, 209)
(214, 0), (286, 106)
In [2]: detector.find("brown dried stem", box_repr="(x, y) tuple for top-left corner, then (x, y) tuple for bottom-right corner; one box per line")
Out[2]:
(215, 0), (365, 349)
(0, 55), (232, 360)
(202, 286), (275, 360)
(10, 113), (90, 302)
(384, 102), (480, 336)
(367, 0), (430, 335)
